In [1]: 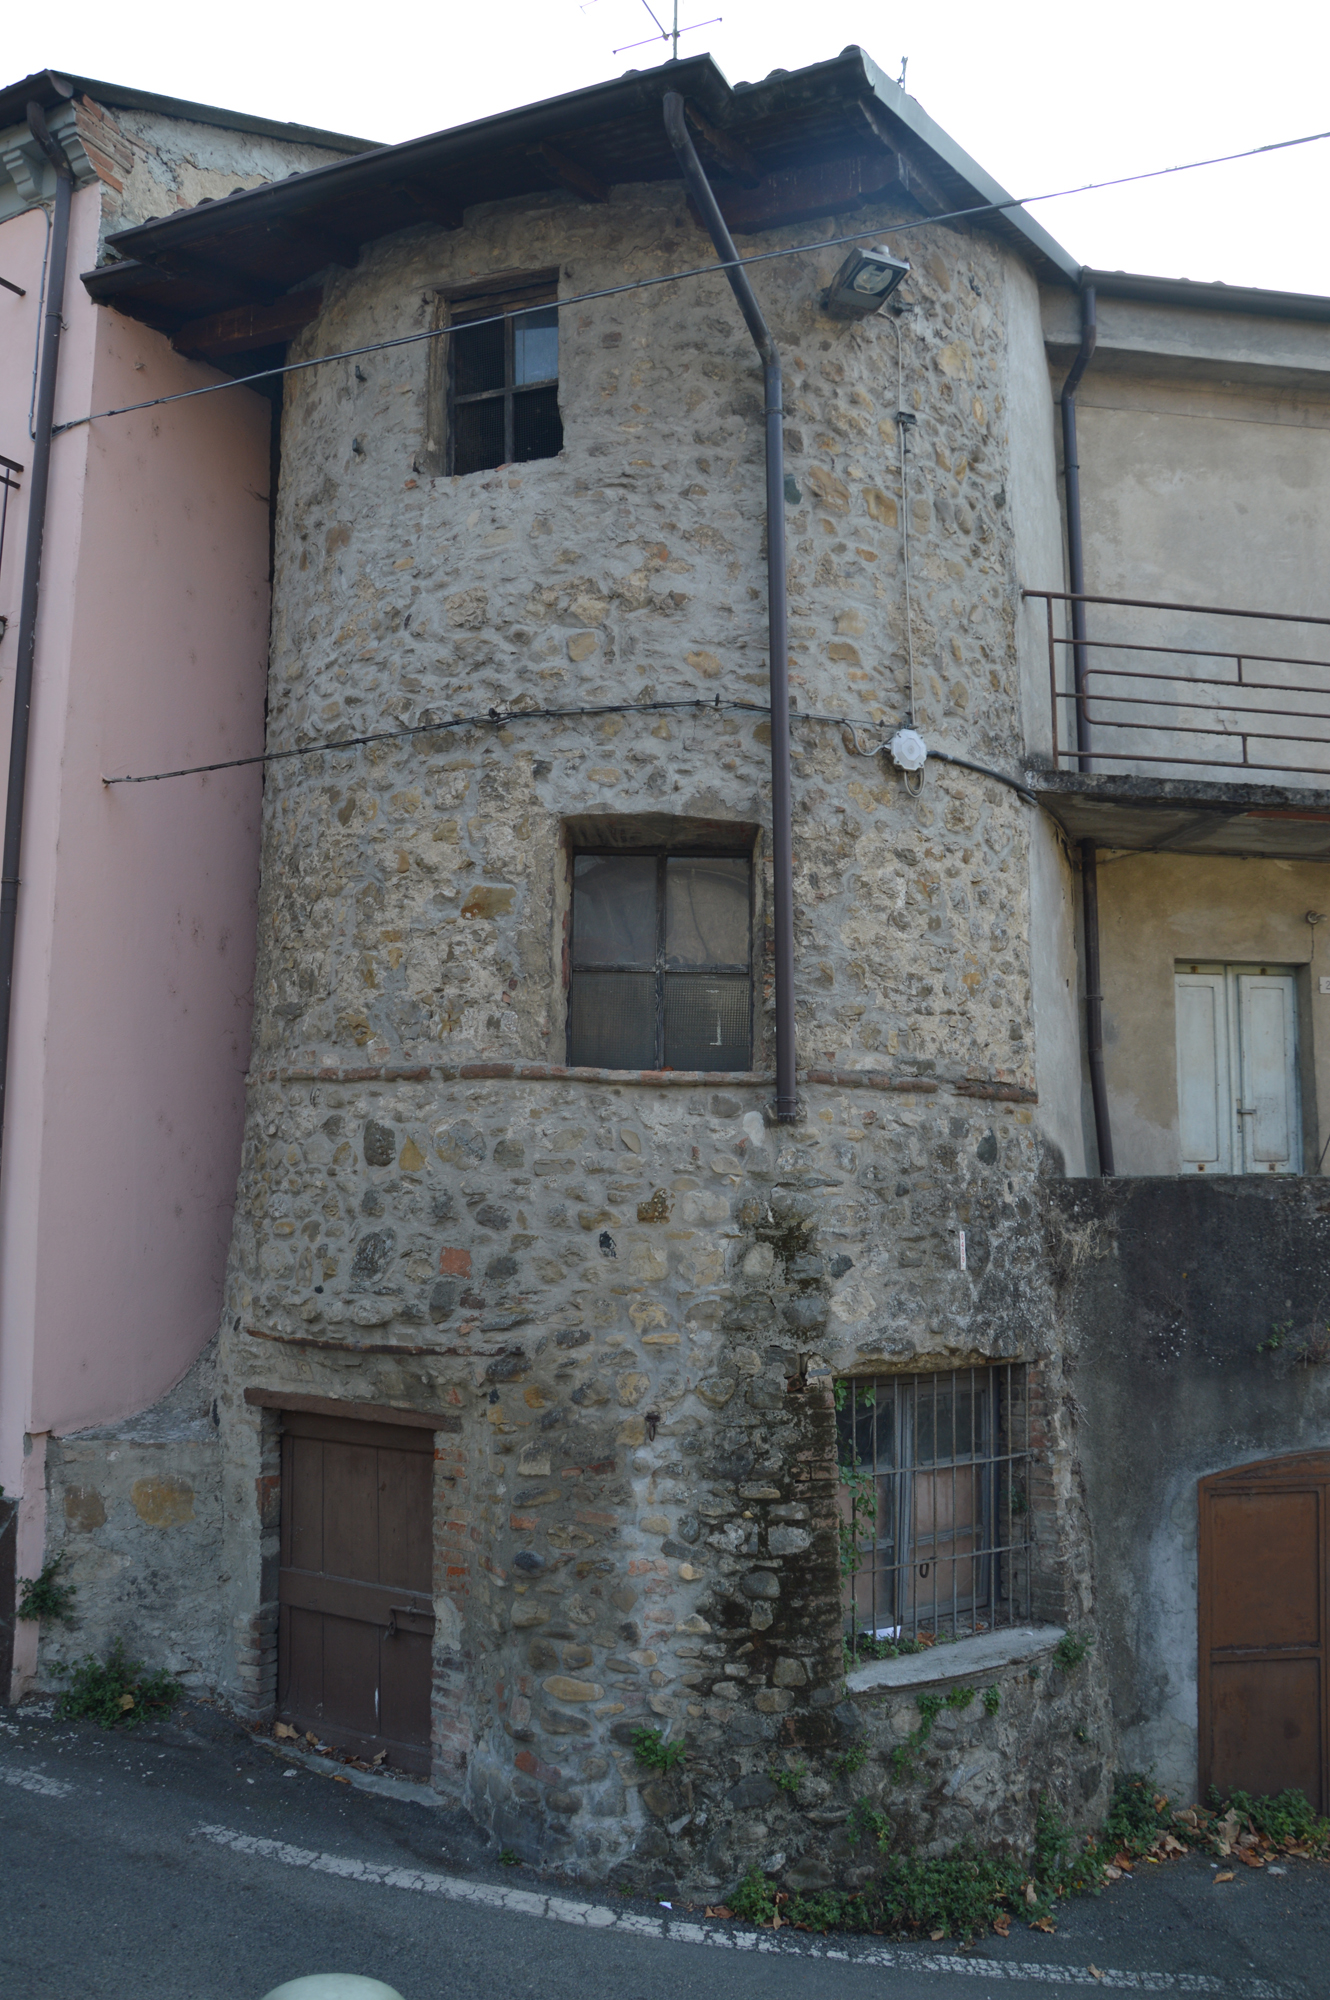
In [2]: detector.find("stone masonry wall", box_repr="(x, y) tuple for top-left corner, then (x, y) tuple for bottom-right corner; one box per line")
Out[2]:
(196, 171), (1111, 1889)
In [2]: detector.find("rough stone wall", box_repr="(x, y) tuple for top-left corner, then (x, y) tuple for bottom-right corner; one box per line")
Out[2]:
(192, 175), (1098, 1886)
(36, 1345), (226, 1692)
(72, 94), (361, 252)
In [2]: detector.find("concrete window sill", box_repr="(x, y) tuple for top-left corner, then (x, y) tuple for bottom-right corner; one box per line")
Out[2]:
(845, 1624), (1066, 1697)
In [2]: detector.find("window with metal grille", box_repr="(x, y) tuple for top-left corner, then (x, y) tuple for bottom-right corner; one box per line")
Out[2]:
(567, 850), (752, 1072)
(446, 276), (562, 477)
(836, 1364), (1031, 1656)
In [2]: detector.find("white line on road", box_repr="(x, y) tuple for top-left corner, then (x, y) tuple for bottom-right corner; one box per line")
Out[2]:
(1, 1765), (73, 1797)
(193, 1823), (1288, 1998)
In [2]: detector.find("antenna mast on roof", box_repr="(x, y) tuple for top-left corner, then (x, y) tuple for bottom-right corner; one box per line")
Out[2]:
(612, 0), (721, 58)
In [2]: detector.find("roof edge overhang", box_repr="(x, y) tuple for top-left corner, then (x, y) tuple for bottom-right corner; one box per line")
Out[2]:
(0, 67), (376, 156)
(80, 47), (1082, 352)
(1079, 266), (1330, 325)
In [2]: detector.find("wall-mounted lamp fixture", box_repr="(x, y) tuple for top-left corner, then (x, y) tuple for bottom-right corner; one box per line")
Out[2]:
(822, 246), (910, 319)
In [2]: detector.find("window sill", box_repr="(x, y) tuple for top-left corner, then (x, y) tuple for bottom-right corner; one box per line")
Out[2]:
(845, 1624), (1066, 1696)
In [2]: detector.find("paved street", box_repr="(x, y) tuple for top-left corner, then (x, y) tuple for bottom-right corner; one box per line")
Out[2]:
(1, 1698), (1326, 2000)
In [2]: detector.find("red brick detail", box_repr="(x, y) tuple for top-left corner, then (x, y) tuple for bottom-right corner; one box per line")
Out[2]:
(440, 1248), (471, 1276)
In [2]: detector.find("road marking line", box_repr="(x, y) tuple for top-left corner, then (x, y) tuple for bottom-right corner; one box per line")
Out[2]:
(1, 1765), (73, 1797)
(193, 1823), (1288, 1997)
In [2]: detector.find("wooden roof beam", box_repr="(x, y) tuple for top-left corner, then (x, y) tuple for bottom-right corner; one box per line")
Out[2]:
(683, 101), (762, 188)
(538, 141), (609, 204)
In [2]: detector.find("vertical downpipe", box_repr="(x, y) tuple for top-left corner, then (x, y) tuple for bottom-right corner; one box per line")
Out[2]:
(663, 91), (797, 1121)
(0, 104), (74, 1154)
(1060, 286), (1114, 1175)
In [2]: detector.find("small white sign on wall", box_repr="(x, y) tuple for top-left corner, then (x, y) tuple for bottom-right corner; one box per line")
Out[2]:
(1319, 975), (1330, 996)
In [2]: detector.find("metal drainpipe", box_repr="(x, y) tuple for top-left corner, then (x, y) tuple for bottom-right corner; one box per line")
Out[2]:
(1059, 285), (1114, 1175)
(0, 104), (75, 1154)
(663, 91), (798, 1122)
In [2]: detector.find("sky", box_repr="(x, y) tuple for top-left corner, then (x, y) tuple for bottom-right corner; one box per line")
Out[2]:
(9, 0), (1330, 296)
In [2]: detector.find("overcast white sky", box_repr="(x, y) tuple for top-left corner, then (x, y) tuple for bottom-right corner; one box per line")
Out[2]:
(10, 0), (1330, 296)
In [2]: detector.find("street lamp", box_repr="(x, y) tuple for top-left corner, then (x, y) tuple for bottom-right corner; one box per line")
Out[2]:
(822, 246), (910, 319)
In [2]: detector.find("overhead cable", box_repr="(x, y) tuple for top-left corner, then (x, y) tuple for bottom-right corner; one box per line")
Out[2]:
(100, 691), (1037, 806)
(53, 123), (1330, 438)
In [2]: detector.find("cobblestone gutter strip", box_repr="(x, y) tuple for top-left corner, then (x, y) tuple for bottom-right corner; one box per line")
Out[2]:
(255, 1061), (1036, 1103)
(193, 1824), (1286, 1997)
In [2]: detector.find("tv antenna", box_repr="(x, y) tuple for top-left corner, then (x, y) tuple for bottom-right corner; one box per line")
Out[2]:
(609, 0), (721, 58)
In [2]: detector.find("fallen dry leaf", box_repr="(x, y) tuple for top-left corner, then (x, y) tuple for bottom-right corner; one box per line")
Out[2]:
(1103, 1865), (1122, 1882)
(1214, 1871), (1235, 1884)
(119, 1693), (135, 1712)
(1023, 1880), (1039, 1907)
(1089, 1968), (1104, 1981)
(1112, 1851), (1135, 1871)
(929, 1930), (945, 1941)
(273, 1722), (298, 1741)
(333, 1774), (350, 1785)
(1239, 1852), (1264, 1869)
(1030, 1916), (1057, 1934)
(992, 1915), (1011, 1938)
(704, 1906), (732, 1920)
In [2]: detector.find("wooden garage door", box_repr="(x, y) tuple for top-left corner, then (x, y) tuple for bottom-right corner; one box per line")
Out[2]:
(1199, 1455), (1330, 1810)
(278, 1411), (436, 1774)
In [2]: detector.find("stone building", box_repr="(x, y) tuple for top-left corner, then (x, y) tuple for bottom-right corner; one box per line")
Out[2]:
(12, 48), (1330, 1892)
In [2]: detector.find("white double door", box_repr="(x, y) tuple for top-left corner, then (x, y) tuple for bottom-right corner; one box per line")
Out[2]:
(1174, 964), (1301, 1174)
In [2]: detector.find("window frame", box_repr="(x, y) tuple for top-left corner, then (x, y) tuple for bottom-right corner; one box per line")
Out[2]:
(566, 844), (755, 1072)
(420, 269), (562, 479)
(836, 1364), (1032, 1656)
(443, 275), (560, 478)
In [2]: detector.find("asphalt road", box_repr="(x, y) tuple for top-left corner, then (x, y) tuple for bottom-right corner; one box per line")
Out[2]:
(2, 1697), (1327, 2000)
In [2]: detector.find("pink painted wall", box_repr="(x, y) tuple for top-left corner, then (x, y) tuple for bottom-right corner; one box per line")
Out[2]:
(0, 183), (270, 1476)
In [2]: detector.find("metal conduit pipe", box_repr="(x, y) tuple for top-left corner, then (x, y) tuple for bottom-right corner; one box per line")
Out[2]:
(1059, 284), (1114, 1175)
(0, 103), (75, 1153)
(663, 90), (798, 1122)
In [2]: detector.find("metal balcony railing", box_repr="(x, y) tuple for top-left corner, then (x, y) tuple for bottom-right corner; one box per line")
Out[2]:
(1025, 589), (1330, 781)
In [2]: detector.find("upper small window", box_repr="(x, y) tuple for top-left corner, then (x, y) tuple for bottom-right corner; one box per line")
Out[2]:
(447, 281), (562, 477)
(568, 852), (752, 1072)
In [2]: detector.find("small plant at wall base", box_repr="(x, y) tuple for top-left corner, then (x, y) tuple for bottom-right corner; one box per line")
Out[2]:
(771, 1760), (807, 1797)
(53, 1639), (181, 1729)
(730, 1866), (779, 1925)
(17, 1554), (76, 1625)
(1053, 1632), (1093, 1673)
(631, 1726), (685, 1773)
(891, 1687), (974, 1780)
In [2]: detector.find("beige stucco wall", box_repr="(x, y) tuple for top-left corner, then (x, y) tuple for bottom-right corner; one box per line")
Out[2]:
(1096, 851), (1330, 1175)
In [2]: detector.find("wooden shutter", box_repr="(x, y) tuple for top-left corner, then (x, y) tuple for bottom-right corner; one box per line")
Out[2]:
(1235, 972), (1300, 1172)
(1174, 969), (1231, 1173)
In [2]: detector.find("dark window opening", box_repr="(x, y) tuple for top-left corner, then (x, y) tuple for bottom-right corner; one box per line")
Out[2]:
(836, 1364), (1032, 1659)
(448, 287), (562, 477)
(568, 850), (752, 1072)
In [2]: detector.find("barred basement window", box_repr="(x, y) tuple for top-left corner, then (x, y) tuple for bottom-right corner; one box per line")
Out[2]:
(445, 273), (562, 476)
(836, 1364), (1031, 1656)
(567, 850), (752, 1071)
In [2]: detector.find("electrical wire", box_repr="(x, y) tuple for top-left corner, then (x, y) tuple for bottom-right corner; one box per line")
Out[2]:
(51, 122), (1330, 438)
(100, 687), (1039, 805)
(885, 308), (925, 797)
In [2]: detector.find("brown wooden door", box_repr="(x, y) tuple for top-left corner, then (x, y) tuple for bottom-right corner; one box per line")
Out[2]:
(1199, 1454), (1330, 1810)
(278, 1410), (436, 1773)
